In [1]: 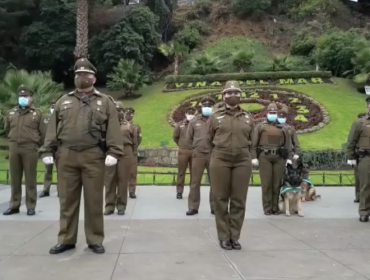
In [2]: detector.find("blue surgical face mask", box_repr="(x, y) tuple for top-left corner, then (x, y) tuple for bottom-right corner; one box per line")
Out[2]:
(267, 113), (277, 122)
(202, 107), (212, 116)
(278, 118), (286, 124)
(50, 109), (54, 114)
(18, 97), (29, 107)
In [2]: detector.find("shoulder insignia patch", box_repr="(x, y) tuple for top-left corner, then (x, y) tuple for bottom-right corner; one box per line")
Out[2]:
(9, 111), (15, 115)
(62, 100), (72, 105)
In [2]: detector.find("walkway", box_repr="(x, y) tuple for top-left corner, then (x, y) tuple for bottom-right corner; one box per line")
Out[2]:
(0, 185), (368, 280)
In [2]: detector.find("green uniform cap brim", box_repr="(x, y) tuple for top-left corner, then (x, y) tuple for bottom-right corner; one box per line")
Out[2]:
(75, 68), (96, 74)
(222, 88), (242, 94)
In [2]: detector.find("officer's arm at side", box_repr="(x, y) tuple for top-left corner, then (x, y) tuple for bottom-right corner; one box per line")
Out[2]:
(38, 111), (47, 145)
(4, 112), (10, 137)
(185, 121), (195, 147)
(206, 116), (216, 149)
(347, 121), (361, 160)
(292, 129), (301, 154)
(173, 124), (180, 145)
(105, 97), (124, 159)
(283, 127), (293, 160)
(39, 104), (59, 158)
(137, 125), (142, 145)
(250, 125), (260, 159)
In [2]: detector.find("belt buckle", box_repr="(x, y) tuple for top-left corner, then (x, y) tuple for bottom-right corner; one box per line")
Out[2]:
(271, 149), (276, 155)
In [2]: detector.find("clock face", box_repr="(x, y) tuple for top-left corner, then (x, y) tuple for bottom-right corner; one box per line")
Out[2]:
(169, 88), (330, 134)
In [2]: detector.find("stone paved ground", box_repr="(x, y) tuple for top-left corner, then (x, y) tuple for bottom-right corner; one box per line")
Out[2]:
(0, 185), (369, 280)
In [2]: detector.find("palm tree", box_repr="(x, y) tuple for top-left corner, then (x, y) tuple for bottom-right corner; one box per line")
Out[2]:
(188, 53), (223, 75)
(107, 59), (150, 97)
(74, 0), (89, 59)
(158, 41), (188, 75)
(232, 50), (254, 72)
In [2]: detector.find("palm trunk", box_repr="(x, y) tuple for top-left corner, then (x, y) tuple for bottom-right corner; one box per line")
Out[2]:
(74, 0), (89, 59)
(173, 56), (179, 76)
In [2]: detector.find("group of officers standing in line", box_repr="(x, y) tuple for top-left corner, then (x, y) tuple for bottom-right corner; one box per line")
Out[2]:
(2, 58), (141, 254)
(173, 80), (303, 250)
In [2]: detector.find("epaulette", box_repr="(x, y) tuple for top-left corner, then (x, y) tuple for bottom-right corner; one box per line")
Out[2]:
(93, 88), (102, 96)
(67, 90), (75, 96)
(107, 95), (115, 104)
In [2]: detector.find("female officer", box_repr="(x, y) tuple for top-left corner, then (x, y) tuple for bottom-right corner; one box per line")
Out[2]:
(104, 102), (135, 215)
(207, 81), (254, 250)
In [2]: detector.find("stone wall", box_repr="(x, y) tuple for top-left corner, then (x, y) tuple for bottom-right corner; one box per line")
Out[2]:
(138, 147), (179, 167)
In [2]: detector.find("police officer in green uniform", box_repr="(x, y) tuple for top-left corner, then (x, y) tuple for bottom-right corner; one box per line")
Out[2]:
(251, 103), (292, 215)
(104, 102), (135, 215)
(3, 85), (46, 216)
(40, 101), (56, 198)
(208, 81), (254, 250)
(40, 58), (123, 254)
(173, 107), (196, 199)
(125, 107), (141, 199)
(353, 112), (366, 203)
(347, 99), (370, 222)
(186, 96), (215, 215)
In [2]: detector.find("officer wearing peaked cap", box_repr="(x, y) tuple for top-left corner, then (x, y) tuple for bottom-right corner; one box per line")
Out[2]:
(173, 106), (196, 199)
(207, 81), (254, 250)
(346, 97), (370, 222)
(124, 107), (142, 199)
(3, 85), (46, 217)
(251, 102), (293, 216)
(39, 57), (124, 254)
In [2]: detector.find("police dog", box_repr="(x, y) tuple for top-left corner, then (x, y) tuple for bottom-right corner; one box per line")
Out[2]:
(300, 162), (320, 201)
(279, 163), (304, 217)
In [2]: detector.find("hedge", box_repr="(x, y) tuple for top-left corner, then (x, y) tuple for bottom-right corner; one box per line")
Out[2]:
(164, 71), (333, 84)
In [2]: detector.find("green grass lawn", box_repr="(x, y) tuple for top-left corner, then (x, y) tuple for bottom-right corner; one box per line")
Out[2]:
(108, 77), (365, 150)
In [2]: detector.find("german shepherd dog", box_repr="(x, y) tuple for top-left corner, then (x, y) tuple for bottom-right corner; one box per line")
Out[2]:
(300, 162), (320, 201)
(279, 163), (304, 217)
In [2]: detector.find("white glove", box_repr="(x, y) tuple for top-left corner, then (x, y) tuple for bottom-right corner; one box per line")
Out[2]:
(42, 156), (54, 165)
(286, 159), (292, 165)
(105, 155), (117, 166)
(293, 154), (299, 160)
(252, 159), (259, 167)
(347, 159), (356, 166)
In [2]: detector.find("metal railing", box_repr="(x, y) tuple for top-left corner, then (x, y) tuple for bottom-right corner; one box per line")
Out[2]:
(0, 170), (356, 186)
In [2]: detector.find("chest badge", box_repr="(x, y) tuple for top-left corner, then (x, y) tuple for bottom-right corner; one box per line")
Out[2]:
(97, 100), (102, 106)
(43, 118), (49, 124)
(33, 112), (37, 116)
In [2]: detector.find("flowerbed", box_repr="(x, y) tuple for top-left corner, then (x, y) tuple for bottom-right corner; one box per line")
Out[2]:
(168, 88), (330, 134)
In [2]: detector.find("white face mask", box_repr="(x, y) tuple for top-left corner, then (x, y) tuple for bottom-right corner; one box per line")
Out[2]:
(186, 114), (195, 121)
(50, 108), (54, 114)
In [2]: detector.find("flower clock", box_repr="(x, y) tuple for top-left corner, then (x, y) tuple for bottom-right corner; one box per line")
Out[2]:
(168, 89), (330, 134)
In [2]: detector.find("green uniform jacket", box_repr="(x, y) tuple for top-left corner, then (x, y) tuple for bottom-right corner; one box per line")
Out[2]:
(173, 120), (192, 150)
(251, 121), (293, 160)
(346, 115), (370, 160)
(5, 105), (46, 146)
(39, 89), (124, 159)
(132, 122), (142, 154)
(207, 105), (255, 155)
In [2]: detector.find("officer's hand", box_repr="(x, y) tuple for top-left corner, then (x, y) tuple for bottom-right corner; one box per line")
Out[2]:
(42, 156), (54, 165)
(251, 159), (259, 167)
(286, 159), (292, 165)
(105, 155), (117, 166)
(347, 159), (356, 166)
(293, 155), (299, 160)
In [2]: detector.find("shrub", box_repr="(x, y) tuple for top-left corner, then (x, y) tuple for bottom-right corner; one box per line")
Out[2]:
(188, 53), (223, 75)
(164, 71), (332, 83)
(186, 20), (211, 36)
(232, 50), (254, 72)
(174, 26), (202, 51)
(230, 0), (272, 18)
(290, 29), (317, 56)
(314, 29), (369, 76)
(194, 0), (212, 16)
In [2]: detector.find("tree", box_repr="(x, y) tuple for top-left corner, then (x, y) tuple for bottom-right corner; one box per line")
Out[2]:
(106, 59), (150, 97)
(158, 41), (188, 75)
(75, 0), (89, 59)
